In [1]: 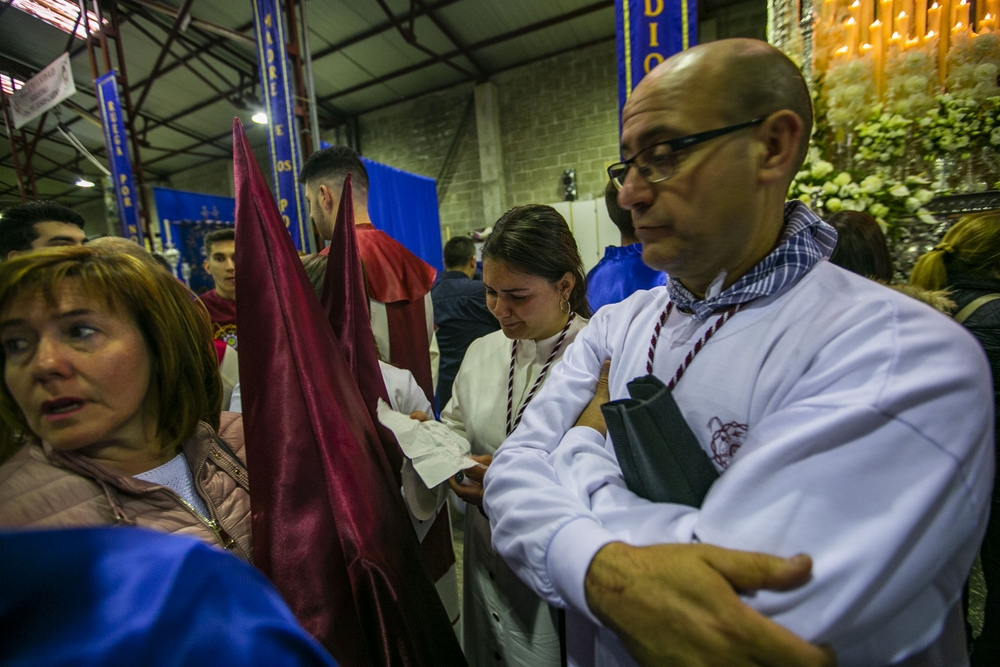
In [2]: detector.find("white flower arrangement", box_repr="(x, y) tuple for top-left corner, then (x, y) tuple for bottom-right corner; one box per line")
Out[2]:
(824, 57), (878, 131)
(790, 147), (936, 229)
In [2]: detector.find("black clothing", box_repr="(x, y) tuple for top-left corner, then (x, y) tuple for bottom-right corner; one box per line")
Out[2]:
(431, 271), (500, 411)
(950, 273), (1000, 667)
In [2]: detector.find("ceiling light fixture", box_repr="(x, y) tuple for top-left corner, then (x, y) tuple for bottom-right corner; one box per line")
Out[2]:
(251, 112), (268, 125)
(75, 177), (95, 188)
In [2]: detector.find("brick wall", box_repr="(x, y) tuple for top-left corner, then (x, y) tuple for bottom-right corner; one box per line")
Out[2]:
(360, 83), (483, 236)
(357, 41), (619, 238)
(496, 40), (619, 209)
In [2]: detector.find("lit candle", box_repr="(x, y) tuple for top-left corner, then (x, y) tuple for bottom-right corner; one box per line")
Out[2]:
(955, 0), (970, 27)
(881, 0), (895, 48)
(871, 19), (885, 96)
(889, 29), (903, 54)
(823, 0), (836, 22)
(928, 1), (942, 34)
(850, 0), (865, 43)
(992, 0), (1000, 26)
(861, 0), (875, 41)
(897, 10), (910, 38)
(979, 13), (997, 32)
(846, 16), (861, 54)
(905, 36), (921, 48)
(917, 0), (928, 37)
(938, 0), (951, 85)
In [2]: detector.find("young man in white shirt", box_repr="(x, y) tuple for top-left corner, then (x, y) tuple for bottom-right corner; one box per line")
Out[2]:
(483, 38), (993, 667)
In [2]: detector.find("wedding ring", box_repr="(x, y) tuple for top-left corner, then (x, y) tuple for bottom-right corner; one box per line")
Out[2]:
(455, 472), (465, 484)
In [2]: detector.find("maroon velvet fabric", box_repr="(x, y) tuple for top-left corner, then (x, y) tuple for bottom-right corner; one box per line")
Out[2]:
(232, 120), (466, 667)
(318, 177), (401, 482)
(385, 300), (434, 403)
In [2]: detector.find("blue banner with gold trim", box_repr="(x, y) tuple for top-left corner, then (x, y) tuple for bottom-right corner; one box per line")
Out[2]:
(95, 71), (143, 245)
(252, 0), (308, 252)
(616, 0), (697, 115)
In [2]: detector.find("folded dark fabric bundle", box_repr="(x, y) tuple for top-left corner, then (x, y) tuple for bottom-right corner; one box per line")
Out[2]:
(601, 375), (719, 507)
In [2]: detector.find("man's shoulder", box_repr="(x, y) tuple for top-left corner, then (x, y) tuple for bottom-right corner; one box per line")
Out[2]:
(782, 262), (982, 360)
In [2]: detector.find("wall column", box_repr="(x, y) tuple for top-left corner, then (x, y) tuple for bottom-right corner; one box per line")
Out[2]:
(474, 82), (507, 226)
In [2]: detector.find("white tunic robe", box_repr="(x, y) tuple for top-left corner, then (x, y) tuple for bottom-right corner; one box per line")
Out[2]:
(484, 262), (994, 667)
(442, 316), (587, 667)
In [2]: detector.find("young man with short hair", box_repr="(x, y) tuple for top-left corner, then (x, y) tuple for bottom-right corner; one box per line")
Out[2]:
(199, 228), (237, 349)
(0, 202), (87, 259)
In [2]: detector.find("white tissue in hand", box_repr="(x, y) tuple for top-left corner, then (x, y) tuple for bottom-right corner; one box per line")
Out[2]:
(377, 399), (478, 488)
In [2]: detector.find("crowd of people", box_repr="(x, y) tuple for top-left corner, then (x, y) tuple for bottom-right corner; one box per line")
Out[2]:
(0, 37), (998, 667)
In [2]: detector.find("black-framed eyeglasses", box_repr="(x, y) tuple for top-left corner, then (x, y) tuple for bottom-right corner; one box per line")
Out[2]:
(607, 117), (766, 190)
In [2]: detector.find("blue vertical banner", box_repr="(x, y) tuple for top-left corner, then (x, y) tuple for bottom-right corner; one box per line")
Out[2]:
(95, 71), (143, 245)
(616, 0), (697, 115)
(252, 0), (308, 252)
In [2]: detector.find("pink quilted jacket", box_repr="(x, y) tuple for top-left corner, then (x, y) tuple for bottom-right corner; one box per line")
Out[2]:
(0, 412), (252, 561)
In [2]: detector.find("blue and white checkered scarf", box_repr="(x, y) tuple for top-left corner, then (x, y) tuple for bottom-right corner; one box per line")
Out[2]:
(668, 201), (838, 321)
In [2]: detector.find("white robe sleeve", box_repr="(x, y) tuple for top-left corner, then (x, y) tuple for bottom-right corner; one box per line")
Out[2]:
(426, 292), (440, 390)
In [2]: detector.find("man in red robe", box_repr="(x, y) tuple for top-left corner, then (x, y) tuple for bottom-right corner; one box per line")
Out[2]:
(302, 147), (438, 403)
(198, 228), (238, 350)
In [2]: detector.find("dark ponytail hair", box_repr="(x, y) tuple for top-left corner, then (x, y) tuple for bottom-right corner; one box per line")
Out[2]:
(482, 205), (590, 319)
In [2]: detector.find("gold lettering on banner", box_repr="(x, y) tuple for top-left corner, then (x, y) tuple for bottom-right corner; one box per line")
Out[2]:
(267, 48), (274, 64)
(123, 197), (132, 207)
(644, 53), (664, 72)
(649, 22), (660, 47)
(270, 82), (277, 96)
(121, 186), (130, 197)
(276, 124), (284, 137)
(645, 0), (664, 16)
(264, 13), (272, 27)
(266, 32), (273, 45)
(279, 198), (288, 212)
(268, 66), (277, 80)
(282, 215), (291, 228)
(120, 174), (126, 183)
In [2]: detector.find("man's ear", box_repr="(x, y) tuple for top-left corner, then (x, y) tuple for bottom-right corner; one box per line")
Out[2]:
(756, 110), (804, 186)
(203, 259), (210, 273)
(319, 184), (334, 214)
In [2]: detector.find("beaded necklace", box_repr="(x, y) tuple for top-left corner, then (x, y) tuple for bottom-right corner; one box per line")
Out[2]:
(506, 313), (576, 436)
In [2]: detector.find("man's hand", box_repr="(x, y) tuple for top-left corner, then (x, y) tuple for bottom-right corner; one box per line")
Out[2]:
(585, 542), (837, 667)
(575, 360), (612, 437)
(447, 454), (493, 506)
(409, 410), (431, 422)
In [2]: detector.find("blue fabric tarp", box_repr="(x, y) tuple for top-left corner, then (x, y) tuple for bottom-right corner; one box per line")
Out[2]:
(319, 143), (443, 272)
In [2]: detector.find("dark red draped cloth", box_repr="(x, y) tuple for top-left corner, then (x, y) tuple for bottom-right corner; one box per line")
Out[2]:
(321, 177), (455, 597)
(321, 224), (437, 402)
(232, 120), (466, 667)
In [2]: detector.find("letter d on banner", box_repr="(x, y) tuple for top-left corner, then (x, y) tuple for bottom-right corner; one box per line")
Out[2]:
(616, 0), (697, 118)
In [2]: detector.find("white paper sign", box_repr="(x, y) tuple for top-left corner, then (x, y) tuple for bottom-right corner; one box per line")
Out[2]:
(377, 399), (478, 489)
(10, 53), (77, 129)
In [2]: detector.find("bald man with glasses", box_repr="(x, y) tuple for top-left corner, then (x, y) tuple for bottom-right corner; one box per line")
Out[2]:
(482, 39), (993, 667)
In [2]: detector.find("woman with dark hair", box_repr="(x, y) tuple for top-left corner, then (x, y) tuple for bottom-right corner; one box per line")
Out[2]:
(911, 212), (1000, 667)
(440, 204), (589, 666)
(0, 246), (250, 560)
(827, 210), (895, 282)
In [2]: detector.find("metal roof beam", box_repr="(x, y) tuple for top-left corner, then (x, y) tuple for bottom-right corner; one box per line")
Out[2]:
(411, 0), (489, 79)
(132, 0), (197, 117)
(310, 0), (463, 61)
(318, 0), (612, 103)
(120, 0), (255, 45)
(370, 0), (475, 79)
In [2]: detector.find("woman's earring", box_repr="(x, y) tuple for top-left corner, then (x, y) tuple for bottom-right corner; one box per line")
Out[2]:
(559, 297), (570, 314)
